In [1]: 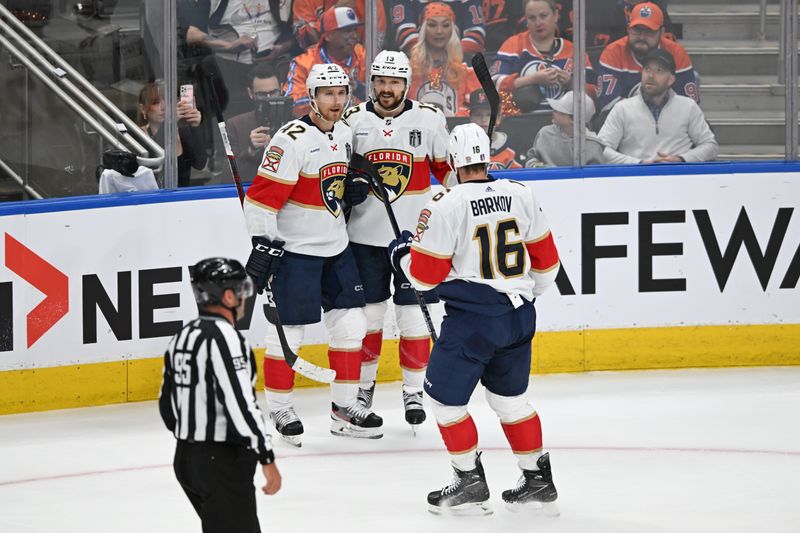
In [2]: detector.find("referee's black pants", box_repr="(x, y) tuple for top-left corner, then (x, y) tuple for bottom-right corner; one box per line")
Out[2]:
(174, 440), (261, 533)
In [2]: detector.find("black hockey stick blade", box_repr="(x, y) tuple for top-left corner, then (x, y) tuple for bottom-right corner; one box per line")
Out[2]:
(471, 53), (500, 137)
(263, 286), (336, 384)
(348, 152), (439, 344)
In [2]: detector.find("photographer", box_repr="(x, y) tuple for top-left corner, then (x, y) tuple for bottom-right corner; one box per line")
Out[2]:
(227, 64), (292, 181)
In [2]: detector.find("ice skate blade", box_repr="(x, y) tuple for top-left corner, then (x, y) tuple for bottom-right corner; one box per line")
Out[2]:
(329, 419), (383, 439)
(277, 434), (302, 448)
(505, 500), (560, 517)
(428, 502), (493, 516)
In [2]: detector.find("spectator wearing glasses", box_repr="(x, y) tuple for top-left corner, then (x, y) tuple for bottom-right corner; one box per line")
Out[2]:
(226, 64), (287, 182)
(597, 2), (697, 114)
(284, 6), (368, 116)
(598, 49), (717, 165)
(293, 0), (387, 49)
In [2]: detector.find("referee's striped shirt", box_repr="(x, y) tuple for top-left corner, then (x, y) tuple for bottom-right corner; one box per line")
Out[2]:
(159, 312), (274, 464)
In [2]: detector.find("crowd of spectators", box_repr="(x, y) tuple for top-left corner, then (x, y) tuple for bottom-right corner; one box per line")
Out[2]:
(103, 0), (716, 192)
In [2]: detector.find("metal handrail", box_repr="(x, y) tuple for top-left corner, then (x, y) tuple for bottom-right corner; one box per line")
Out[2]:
(0, 158), (42, 200)
(0, 33), (139, 155)
(758, 0), (768, 40)
(0, 3), (164, 167)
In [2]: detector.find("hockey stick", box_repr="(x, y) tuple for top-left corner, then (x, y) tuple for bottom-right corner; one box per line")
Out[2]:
(205, 71), (336, 384)
(349, 153), (438, 343)
(471, 53), (500, 137)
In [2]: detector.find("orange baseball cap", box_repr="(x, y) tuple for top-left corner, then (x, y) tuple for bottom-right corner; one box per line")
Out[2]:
(422, 2), (456, 22)
(628, 2), (664, 31)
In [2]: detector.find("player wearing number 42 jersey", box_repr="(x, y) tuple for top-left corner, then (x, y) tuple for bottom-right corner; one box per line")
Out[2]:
(342, 50), (451, 430)
(243, 63), (383, 447)
(388, 123), (561, 515)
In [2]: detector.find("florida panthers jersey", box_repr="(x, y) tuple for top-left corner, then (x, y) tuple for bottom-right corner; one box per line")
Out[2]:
(244, 115), (353, 257)
(400, 178), (560, 304)
(343, 99), (451, 247)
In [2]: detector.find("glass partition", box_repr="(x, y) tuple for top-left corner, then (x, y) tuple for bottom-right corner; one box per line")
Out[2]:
(0, 0), (798, 204)
(0, 0), (167, 200)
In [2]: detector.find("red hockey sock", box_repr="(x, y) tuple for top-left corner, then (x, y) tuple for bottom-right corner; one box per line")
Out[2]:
(399, 336), (430, 370)
(328, 349), (361, 383)
(263, 355), (295, 392)
(501, 413), (543, 454)
(361, 331), (383, 363)
(438, 414), (479, 454)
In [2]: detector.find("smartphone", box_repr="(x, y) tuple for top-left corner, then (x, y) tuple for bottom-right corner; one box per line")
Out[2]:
(180, 84), (195, 108)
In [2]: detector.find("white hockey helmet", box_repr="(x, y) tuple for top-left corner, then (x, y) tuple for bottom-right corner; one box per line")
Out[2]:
(370, 50), (412, 102)
(307, 63), (351, 115)
(448, 123), (491, 170)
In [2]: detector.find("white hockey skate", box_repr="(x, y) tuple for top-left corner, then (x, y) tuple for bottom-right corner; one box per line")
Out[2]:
(269, 407), (304, 448)
(330, 402), (383, 439)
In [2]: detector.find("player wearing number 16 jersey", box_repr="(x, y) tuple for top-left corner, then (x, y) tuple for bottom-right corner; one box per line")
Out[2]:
(388, 123), (560, 515)
(243, 63), (382, 447)
(342, 50), (451, 430)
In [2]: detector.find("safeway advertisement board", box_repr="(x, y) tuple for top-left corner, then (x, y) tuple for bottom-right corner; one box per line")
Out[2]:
(1, 170), (798, 370)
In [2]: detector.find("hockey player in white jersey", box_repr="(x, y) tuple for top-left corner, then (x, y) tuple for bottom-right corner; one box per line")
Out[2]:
(342, 50), (451, 429)
(243, 63), (382, 446)
(388, 123), (561, 515)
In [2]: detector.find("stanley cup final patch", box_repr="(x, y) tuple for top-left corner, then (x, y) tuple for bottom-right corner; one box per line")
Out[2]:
(261, 146), (284, 174)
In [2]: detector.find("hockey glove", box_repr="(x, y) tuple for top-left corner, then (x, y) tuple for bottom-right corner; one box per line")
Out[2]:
(343, 167), (371, 208)
(246, 237), (285, 293)
(387, 230), (414, 273)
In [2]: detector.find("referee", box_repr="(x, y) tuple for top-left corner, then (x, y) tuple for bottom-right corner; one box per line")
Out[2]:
(160, 257), (281, 532)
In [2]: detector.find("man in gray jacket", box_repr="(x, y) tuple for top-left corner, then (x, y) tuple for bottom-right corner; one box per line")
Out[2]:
(599, 49), (718, 165)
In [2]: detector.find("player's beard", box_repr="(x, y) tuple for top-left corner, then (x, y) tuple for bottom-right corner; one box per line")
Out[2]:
(376, 91), (403, 111)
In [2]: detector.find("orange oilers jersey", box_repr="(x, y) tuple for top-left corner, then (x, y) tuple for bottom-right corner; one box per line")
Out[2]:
(597, 37), (698, 112)
(400, 178), (560, 300)
(492, 34), (597, 109)
(489, 131), (522, 170)
(407, 64), (481, 117)
(243, 115), (354, 257)
(283, 43), (368, 117)
(343, 99), (451, 247)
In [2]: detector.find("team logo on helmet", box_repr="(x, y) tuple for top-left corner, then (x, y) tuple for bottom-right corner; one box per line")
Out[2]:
(365, 149), (413, 203)
(639, 6), (652, 18)
(319, 162), (348, 217)
(409, 129), (422, 148)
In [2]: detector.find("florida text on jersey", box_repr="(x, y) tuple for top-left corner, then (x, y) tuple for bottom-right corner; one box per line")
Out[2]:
(243, 115), (354, 257)
(343, 99), (451, 246)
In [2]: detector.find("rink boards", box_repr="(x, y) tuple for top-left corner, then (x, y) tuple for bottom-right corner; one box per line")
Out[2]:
(1, 162), (799, 413)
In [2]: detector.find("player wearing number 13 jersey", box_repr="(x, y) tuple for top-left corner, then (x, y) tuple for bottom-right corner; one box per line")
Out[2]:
(388, 123), (560, 514)
(244, 63), (383, 447)
(341, 50), (451, 430)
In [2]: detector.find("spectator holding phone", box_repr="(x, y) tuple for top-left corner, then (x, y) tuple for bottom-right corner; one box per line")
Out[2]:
(138, 81), (208, 187)
(491, 0), (597, 113)
(226, 64), (289, 181)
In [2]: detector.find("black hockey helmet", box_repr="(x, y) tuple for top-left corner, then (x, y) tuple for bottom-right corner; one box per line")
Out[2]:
(190, 257), (253, 306)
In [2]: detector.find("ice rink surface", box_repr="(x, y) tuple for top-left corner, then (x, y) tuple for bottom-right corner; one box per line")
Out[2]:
(1, 366), (799, 533)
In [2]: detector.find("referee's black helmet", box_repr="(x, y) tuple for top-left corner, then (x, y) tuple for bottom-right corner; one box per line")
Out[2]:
(191, 257), (253, 306)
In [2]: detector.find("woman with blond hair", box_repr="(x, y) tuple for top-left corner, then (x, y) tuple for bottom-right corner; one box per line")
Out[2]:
(406, 2), (479, 117)
(492, 0), (597, 113)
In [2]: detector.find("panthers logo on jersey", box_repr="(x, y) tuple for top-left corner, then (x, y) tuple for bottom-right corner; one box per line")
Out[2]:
(319, 162), (348, 217)
(364, 149), (413, 203)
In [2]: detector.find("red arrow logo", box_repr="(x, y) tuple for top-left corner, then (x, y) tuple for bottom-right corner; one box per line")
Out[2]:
(4, 233), (69, 347)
